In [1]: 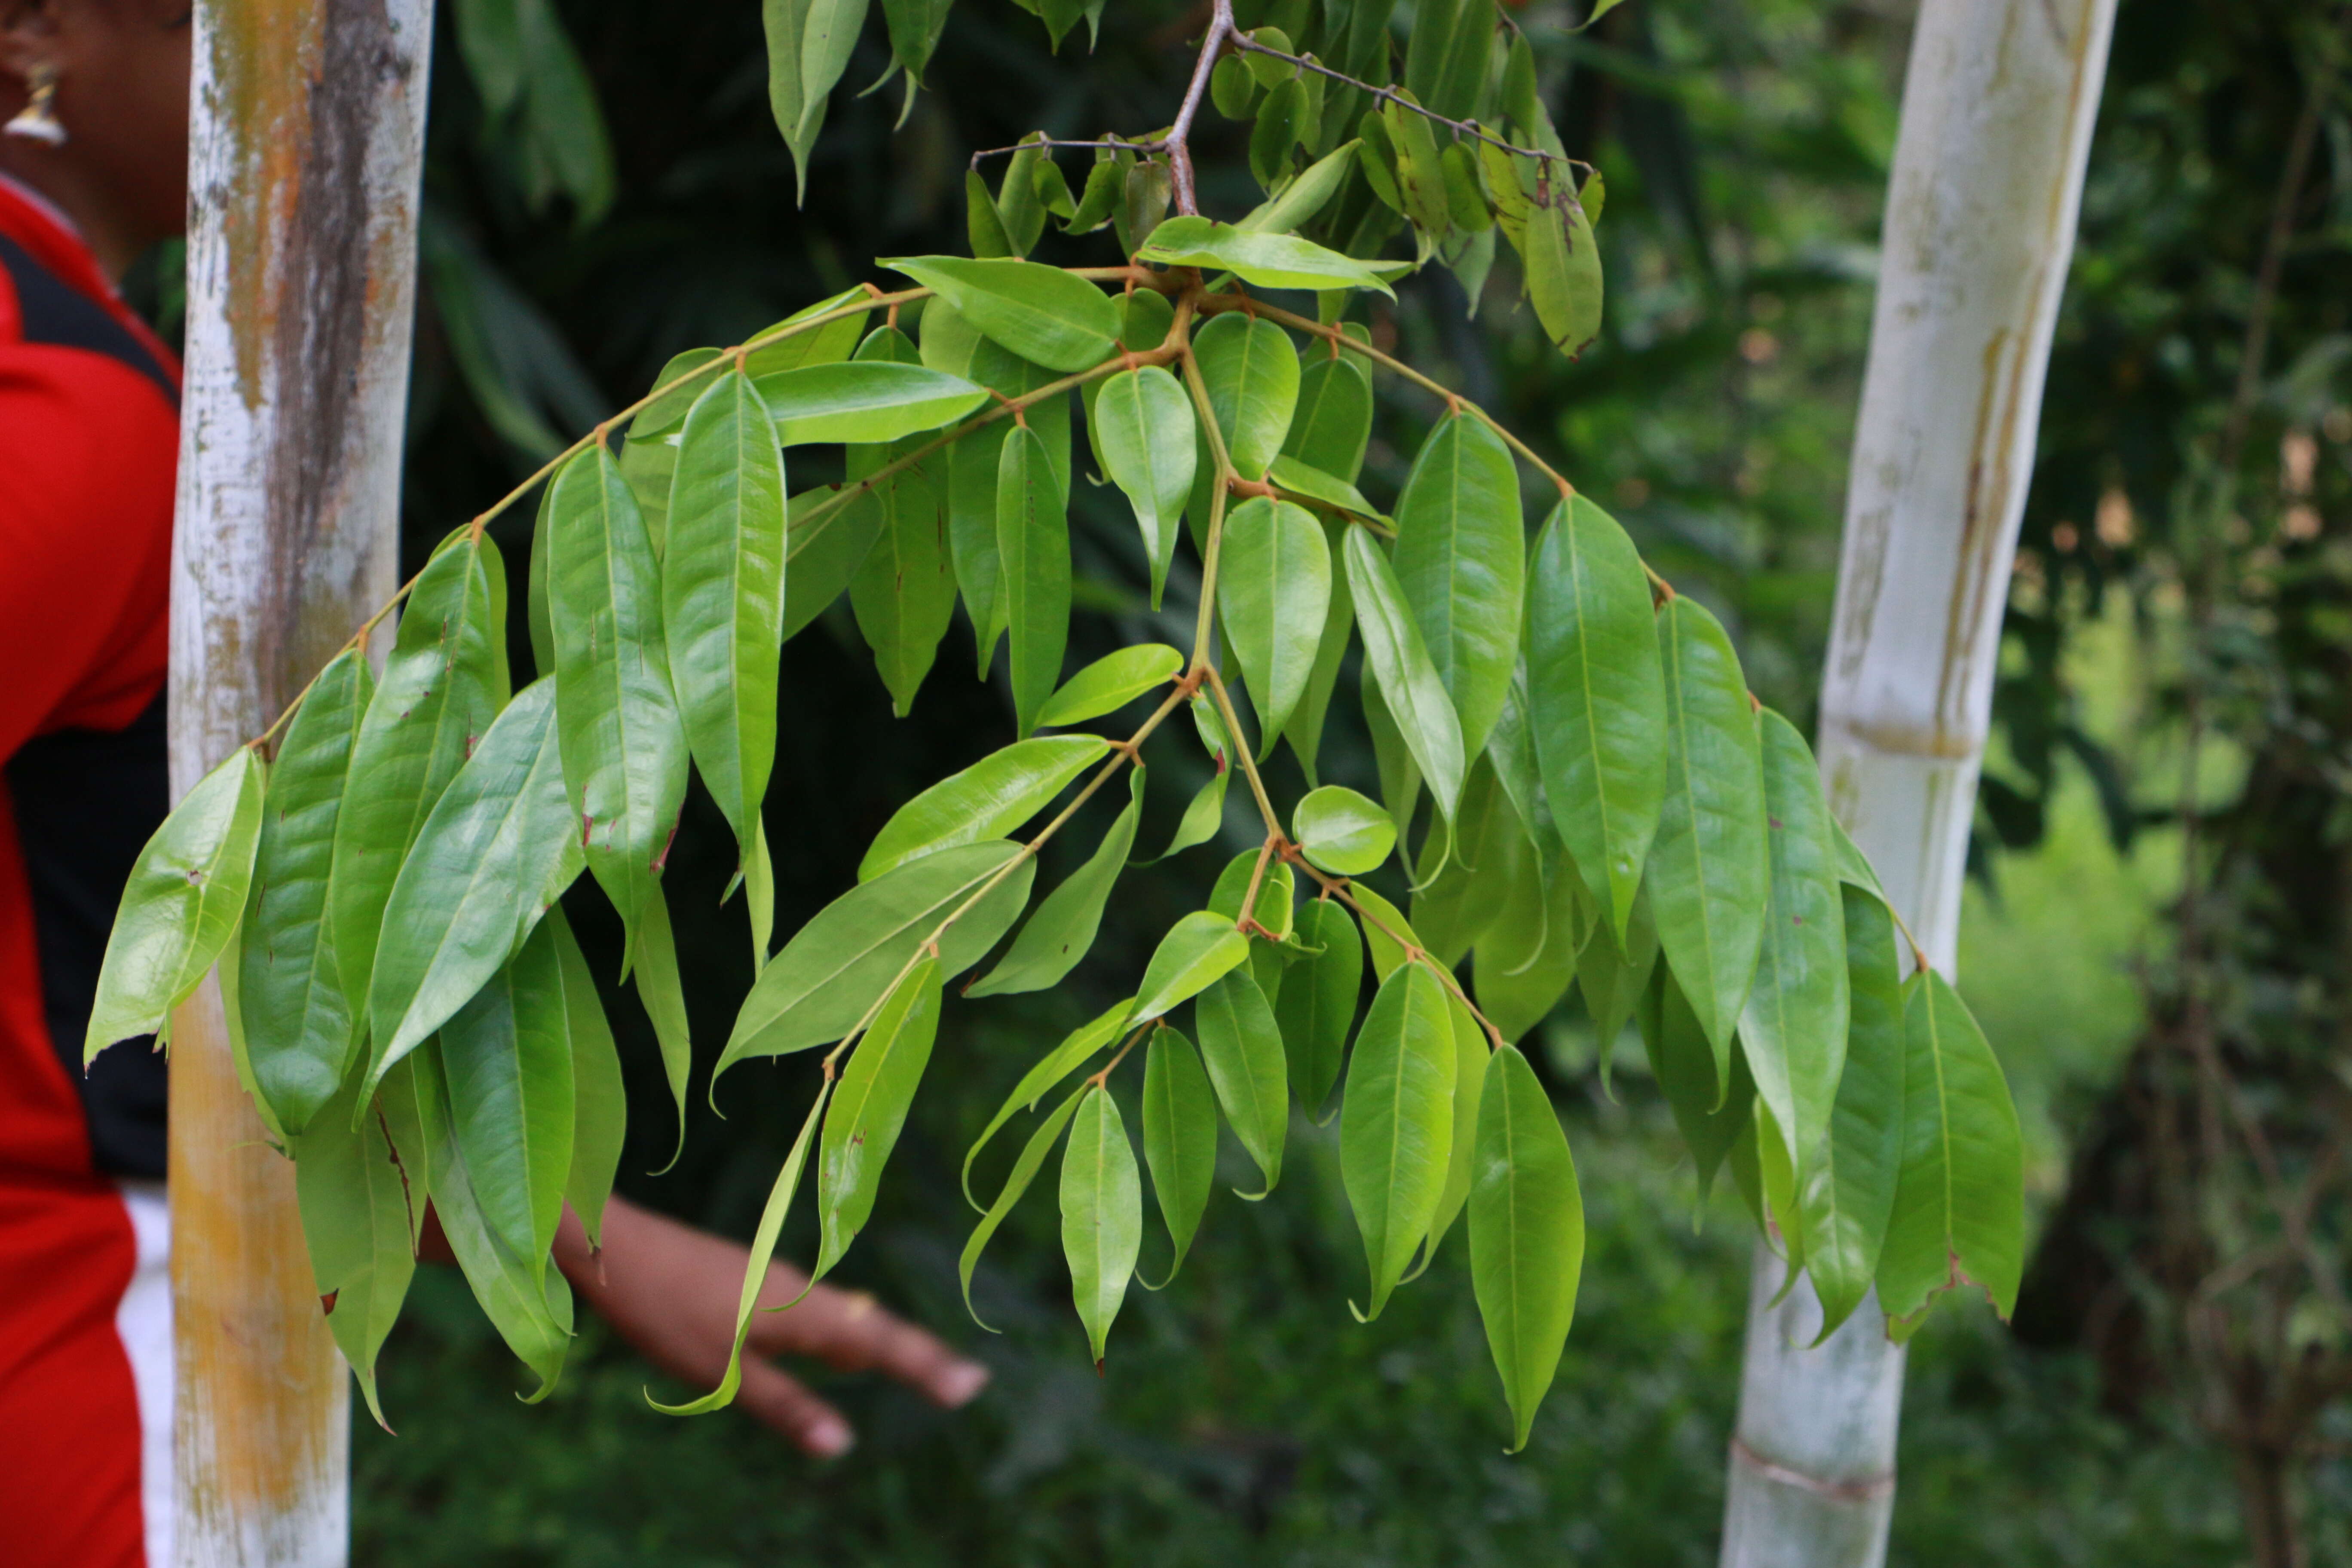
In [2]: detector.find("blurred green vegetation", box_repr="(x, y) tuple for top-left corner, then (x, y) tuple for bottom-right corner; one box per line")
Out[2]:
(307, 0), (2343, 1560)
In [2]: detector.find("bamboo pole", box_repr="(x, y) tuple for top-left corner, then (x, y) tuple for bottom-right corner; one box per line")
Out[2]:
(166, 1), (433, 1562)
(1717, 2), (2118, 1564)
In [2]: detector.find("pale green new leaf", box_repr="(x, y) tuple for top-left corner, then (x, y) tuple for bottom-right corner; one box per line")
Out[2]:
(756, 361), (989, 445)
(961, 998), (1131, 1208)
(1648, 596), (1768, 1095)
(960, 1085), (1085, 1328)
(813, 955), (943, 1278)
(239, 652), (370, 1131)
(1219, 496), (1331, 749)
(1469, 1042), (1584, 1452)
(1038, 644), (1184, 727)
(859, 735), (1109, 882)
(1528, 495), (1666, 939)
(1341, 959), (1455, 1319)
(1390, 413), (1524, 761)
(1194, 969), (1287, 1197)
(1292, 785), (1396, 876)
(1130, 910), (1251, 1025)
(1137, 215), (1396, 296)
(885, 256), (1118, 373)
(1344, 527), (1466, 822)
(1061, 1084), (1142, 1367)
(719, 841), (1033, 1072)
(667, 367), (787, 863)
(1236, 142), (1362, 236)
(968, 768), (1144, 998)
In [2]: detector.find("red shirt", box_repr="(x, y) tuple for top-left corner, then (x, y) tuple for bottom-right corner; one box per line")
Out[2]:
(0, 175), (182, 1568)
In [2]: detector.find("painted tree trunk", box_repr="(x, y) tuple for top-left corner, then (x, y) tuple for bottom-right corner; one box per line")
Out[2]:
(167, 1), (433, 1562)
(1717, 2), (2118, 1564)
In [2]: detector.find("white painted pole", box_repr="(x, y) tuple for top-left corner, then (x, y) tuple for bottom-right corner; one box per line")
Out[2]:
(1718, 2), (2117, 1564)
(168, 1), (433, 1562)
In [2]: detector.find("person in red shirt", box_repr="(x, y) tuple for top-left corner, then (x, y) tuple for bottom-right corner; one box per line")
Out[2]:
(0, 6), (986, 1564)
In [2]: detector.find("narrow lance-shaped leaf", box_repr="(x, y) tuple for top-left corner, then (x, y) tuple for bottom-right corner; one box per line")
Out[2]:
(1577, 885), (1657, 1095)
(548, 910), (624, 1250)
(1413, 992), (1489, 1271)
(846, 330), (959, 717)
(1642, 965), (1754, 1201)
(1877, 968), (2025, 1335)
(960, 1086), (1086, 1329)
(998, 422), (1071, 738)
(719, 841), (1034, 1073)
(1037, 644), (1184, 728)
(758, 361), (989, 446)
(1140, 1028), (1219, 1288)
(1219, 497), (1332, 753)
(363, 680), (578, 1094)
(1528, 495), (1666, 940)
(884, 255), (1118, 373)
(1061, 1084), (1143, 1369)
(330, 528), (507, 1014)
(549, 446), (689, 967)
(860, 735), (1109, 882)
(1737, 710), (1850, 1181)
(1284, 515), (1357, 785)
(1093, 366), (1196, 610)
(962, 998), (1131, 1208)
(1344, 527), (1466, 822)
(968, 767), (1145, 998)
(239, 651), (371, 1131)
(1801, 883), (1906, 1340)
(1130, 911), (1252, 1026)
(667, 367), (787, 868)
(1390, 413), (1524, 761)
(1647, 595), (1768, 1098)
(439, 916), (575, 1286)
(1340, 959), (1456, 1319)
(292, 1064), (416, 1430)
(649, 1077), (830, 1415)
(631, 880), (694, 1167)
(1277, 897), (1361, 1117)
(1136, 215), (1398, 296)
(764, 0), (871, 202)
(1194, 969), (1288, 1198)
(813, 955), (943, 1279)
(1469, 1042), (1585, 1452)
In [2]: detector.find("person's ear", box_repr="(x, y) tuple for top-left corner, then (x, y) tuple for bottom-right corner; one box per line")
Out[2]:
(0, 2), (64, 89)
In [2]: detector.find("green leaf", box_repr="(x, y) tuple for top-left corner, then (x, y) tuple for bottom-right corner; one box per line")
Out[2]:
(781, 486), (880, 643)
(1391, 412), (1523, 763)
(995, 138), (1048, 255)
(1146, 763), (1231, 863)
(884, 256), (1117, 373)
(1237, 141), (1362, 236)
(720, 841), (1034, 1073)
(1140, 1028), (1219, 1286)
(740, 288), (870, 381)
(1648, 595), (1767, 1097)
(1207, 849), (1295, 952)
(1092, 366), (1197, 609)
(1115, 158), (1173, 260)
(848, 436), (956, 717)
(1194, 969), (1288, 1197)
(1801, 885), (1906, 1340)
(650, 1077), (829, 1414)
(1831, 816), (1883, 894)
(813, 955), (943, 1278)
(1283, 515), (1357, 784)
(1518, 165), (1603, 359)
(239, 652), (370, 1132)
(968, 768), (1145, 998)
(998, 423), (1072, 739)
(549, 447), (689, 963)
(1641, 965), (1753, 1200)
(1469, 1041), (1584, 1452)
(528, 478), (561, 668)
(547, 910), (623, 1250)
(1528, 495), (1665, 939)
(1349, 883), (1422, 982)
(1410, 758), (1513, 966)
(439, 916), (575, 1284)
(960, 1084), (1086, 1329)
(966, 167), (1015, 258)
(1138, 215), (1396, 296)
(756, 361), (989, 445)
(362, 680), (577, 1093)
(762, 0), (871, 202)
(1060, 1084), (1143, 1368)
(1190, 311), (1300, 481)
(631, 881), (694, 1165)
(1877, 968), (2024, 1332)
(1283, 353), (1372, 483)
(1064, 149), (1126, 235)
(1340, 959), (1455, 1318)
(1472, 833), (1583, 1044)
(1267, 453), (1387, 524)
(1403, 0), (1496, 119)
(1277, 897), (1361, 1115)
(1038, 644), (1184, 727)
(1344, 527), (1467, 822)
(879, 0), (951, 84)
(1293, 785), (1396, 876)
(291, 1063), (416, 1428)
(424, 1040), (574, 1400)
(860, 735), (1110, 882)
(1738, 711), (1850, 1182)
(1219, 497), (1331, 750)
(1130, 910), (1252, 1025)
(1578, 886), (1657, 1095)
(668, 367), (787, 864)
(1418, 992), (1489, 1267)
(329, 530), (507, 1016)
(961, 998), (1131, 1208)
(1248, 77), (1303, 190)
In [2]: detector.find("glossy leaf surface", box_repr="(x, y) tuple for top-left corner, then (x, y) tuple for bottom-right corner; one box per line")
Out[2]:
(1193, 969), (1287, 1196)
(1037, 644), (1183, 728)
(998, 422), (1071, 738)
(1140, 1028), (1218, 1285)
(1092, 366), (1196, 608)
(1219, 496), (1330, 750)
(1469, 1042), (1584, 1452)
(1191, 311), (1298, 481)
(1344, 527), (1466, 823)
(756, 360), (989, 445)
(1390, 412), (1524, 760)
(439, 917), (575, 1283)
(1340, 960), (1455, 1318)
(1801, 884), (1906, 1339)
(859, 735), (1109, 881)
(1129, 910), (1251, 1025)
(1137, 215), (1396, 295)
(968, 767), (1144, 997)
(1292, 785), (1396, 876)
(1060, 1085), (1142, 1367)
(885, 255), (1118, 372)
(814, 956), (942, 1277)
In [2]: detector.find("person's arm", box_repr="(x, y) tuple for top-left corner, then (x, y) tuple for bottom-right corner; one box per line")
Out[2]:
(551, 1196), (989, 1457)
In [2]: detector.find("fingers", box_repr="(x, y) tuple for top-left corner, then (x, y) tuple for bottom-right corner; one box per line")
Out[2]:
(735, 1357), (856, 1459)
(748, 1278), (991, 1409)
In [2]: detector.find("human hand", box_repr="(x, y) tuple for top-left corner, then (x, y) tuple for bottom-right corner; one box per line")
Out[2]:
(552, 1194), (989, 1458)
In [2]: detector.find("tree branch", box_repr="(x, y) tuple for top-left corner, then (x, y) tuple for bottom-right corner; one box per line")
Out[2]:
(1164, 0), (1237, 215)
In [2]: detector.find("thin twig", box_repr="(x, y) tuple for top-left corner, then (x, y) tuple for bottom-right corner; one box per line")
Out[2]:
(971, 137), (1163, 171)
(1165, 0), (1237, 215)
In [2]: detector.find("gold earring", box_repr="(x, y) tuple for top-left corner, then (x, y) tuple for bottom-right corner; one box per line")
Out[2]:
(5, 61), (66, 147)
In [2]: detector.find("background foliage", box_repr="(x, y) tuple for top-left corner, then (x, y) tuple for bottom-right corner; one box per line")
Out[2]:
(110, 0), (2346, 1558)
